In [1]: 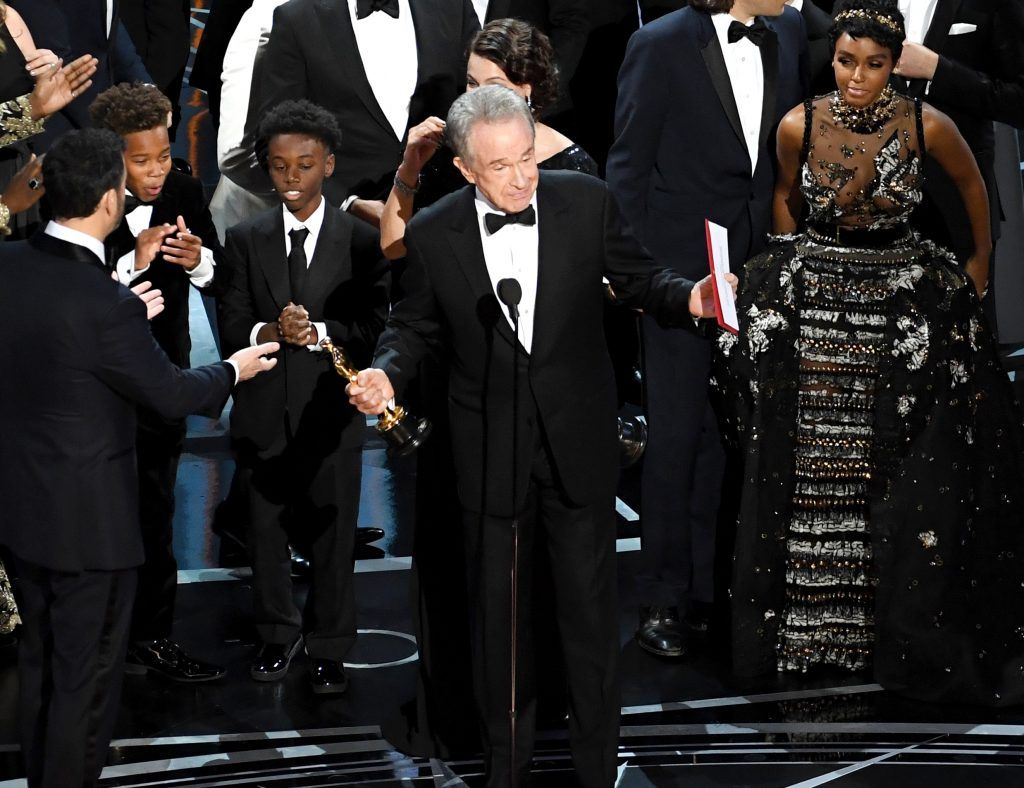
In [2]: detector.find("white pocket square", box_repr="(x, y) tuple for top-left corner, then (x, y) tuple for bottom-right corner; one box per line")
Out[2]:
(948, 22), (977, 35)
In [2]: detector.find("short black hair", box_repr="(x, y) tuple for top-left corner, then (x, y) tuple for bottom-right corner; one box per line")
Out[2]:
(42, 129), (126, 220)
(689, 0), (733, 12)
(255, 100), (343, 170)
(830, 0), (905, 62)
(90, 83), (173, 136)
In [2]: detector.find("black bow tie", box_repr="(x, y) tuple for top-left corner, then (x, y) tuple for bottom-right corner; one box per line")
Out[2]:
(485, 205), (536, 235)
(356, 0), (399, 19)
(123, 194), (144, 215)
(728, 18), (768, 46)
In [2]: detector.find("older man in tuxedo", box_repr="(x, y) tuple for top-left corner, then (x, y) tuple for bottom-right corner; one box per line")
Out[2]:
(348, 85), (731, 788)
(0, 128), (277, 788)
(892, 0), (1024, 329)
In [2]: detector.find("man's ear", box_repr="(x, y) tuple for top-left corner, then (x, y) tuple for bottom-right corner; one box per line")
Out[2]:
(102, 187), (120, 218)
(453, 155), (476, 185)
(325, 152), (336, 179)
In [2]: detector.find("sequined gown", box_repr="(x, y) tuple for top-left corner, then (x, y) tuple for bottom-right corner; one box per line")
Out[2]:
(716, 92), (1024, 706)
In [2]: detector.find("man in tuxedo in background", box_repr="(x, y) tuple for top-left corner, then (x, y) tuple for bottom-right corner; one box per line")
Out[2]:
(189, 0), (254, 128)
(0, 128), (277, 788)
(789, 0), (833, 94)
(234, 0), (479, 223)
(10, 0), (151, 149)
(348, 85), (731, 788)
(607, 0), (807, 660)
(91, 83), (229, 684)
(892, 0), (1024, 330)
(119, 0), (191, 137)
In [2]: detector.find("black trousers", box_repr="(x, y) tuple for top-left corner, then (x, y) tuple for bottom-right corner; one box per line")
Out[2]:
(238, 440), (360, 658)
(637, 318), (724, 611)
(462, 439), (620, 788)
(13, 556), (136, 788)
(130, 412), (186, 641)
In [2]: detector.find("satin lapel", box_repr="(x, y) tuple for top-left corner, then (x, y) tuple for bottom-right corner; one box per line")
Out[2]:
(758, 22), (780, 151)
(446, 189), (519, 349)
(531, 175), (571, 363)
(304, 204), (352, 302)
(912, 0), (964, 97)
(30, 232), (108, 274)
(699, 19), (746, 154)
(485, 0), (511, 21)
(315, 0), (396, 140)
(255, 210), (291, 311)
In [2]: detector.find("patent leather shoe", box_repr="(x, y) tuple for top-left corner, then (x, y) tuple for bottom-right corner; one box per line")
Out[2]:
(125, 638), (226, 682)
(250, 636), (302, 681)
(310, 657), (348, 694)
(636, 606), (688, 658)
(356, 526), (385, 546)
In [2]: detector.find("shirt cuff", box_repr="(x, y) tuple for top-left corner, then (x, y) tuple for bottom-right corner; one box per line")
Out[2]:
(187, 247), (216, 287)
(341, 195), (358, 212)
(115, 251), (150, 285)
(226, 359), (241, 385)
(250, 322), (268, 346)
(307, 321), (328, 351)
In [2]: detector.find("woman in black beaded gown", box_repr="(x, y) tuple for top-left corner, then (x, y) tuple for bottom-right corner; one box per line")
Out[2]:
(716, 0), (1024, 706)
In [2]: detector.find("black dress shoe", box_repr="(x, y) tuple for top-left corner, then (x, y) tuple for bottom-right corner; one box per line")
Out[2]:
(250, 636), (302, 681)
(356, 526), (385, 546)
(125, 639), (226, 683)
(310, 657), (348, 695)
(289, 544), (311, 579)
(636, 606), (688, 658)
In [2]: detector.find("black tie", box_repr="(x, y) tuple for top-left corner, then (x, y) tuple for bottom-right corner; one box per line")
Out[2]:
(728, 18), (768, 46)
(355, 0), (399, 19)
(484, 204), (537, 235)
(288, 227), (309, 304)
(123, 194), (144, 214)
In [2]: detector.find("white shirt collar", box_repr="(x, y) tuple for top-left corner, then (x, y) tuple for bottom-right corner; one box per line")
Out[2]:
(712, 10), (757, 41)
(473, 187), (539, 234)
(43, 221), (107, 265)
(788, 0), (803, 11)
(282, 194), (327, 239)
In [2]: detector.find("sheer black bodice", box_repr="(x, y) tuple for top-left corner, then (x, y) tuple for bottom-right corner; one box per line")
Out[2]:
(539, 144), (598, 176)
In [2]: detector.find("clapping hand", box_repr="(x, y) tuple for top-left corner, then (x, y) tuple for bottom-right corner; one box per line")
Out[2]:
(134, 223), (176, 271)
(26, 52), (98, 120)
(160, 216), (203, 270)
(278, 302), (316, 346)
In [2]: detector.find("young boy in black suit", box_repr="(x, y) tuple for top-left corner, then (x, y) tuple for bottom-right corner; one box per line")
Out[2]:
(90, 82), (228, 683)
(219, 100), (389, 693)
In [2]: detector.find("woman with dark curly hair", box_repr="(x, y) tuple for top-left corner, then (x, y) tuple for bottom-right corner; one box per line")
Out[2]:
(380, 18), (596, 258)
(717, 0), (1024, 705)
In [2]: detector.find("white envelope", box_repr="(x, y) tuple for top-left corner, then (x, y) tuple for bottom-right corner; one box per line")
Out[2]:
(948, 22), (978, 35)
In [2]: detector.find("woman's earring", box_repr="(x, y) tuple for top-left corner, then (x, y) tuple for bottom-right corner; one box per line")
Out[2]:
(526, 94), (532, 110)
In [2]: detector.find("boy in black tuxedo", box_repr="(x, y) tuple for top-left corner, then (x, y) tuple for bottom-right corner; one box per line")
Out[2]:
(219, 100), (389, 693)
(90, 82), (227, 683)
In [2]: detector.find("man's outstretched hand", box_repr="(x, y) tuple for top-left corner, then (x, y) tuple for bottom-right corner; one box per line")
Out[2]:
(230, 342), (280, 382)
(688, 272), (738, 318)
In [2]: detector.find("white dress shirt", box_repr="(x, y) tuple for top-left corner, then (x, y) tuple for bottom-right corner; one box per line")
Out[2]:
(348, 0), (418, 141)
(249, 197), (328, 349)
(113, 201), (216, 288)
(898, 0), (940, 45)
(105, 0), (114, 37)
(475, 189), (540, 354)
(44, 220), (240, 383)
(472, 0), (489, 27)
(712, 12), (765, 174)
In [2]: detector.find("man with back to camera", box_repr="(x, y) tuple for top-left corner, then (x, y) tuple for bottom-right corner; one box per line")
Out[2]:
(347, 85), (736, 787)
(0, 128), (278, 787)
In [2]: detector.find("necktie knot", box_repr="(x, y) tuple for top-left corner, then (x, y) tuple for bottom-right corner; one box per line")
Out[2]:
(355, 0), (399, 19)
(484, 204), (537, 235)
(289, 227), (310, 248)
(727, 18), (768, 46)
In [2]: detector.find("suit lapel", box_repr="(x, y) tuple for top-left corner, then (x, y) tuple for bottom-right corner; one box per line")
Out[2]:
(315, 0), (396, 140)
(31, 231), (108, 273)
(912, 0), (964, 96)
(531, 175), (571, 362)
(699, 16), (746, 155)
(758, 21), (779, 152)
(255, 210), (291, 310)
(304, 203), (352, 303)
(446, 188), (519, 350)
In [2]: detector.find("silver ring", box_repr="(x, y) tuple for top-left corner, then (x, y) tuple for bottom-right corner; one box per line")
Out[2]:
(28, 178), (40, 190)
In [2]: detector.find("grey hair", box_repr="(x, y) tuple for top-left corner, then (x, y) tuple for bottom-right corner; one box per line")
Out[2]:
(445, 85), (535, 163)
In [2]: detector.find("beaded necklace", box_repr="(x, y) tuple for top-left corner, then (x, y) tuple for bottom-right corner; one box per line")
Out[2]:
(829, 85), (898, 134)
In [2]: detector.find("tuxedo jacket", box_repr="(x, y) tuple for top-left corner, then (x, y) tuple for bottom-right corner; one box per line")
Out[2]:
(607, 7), (808, 280)
(10, 0), (150, 147)
(903, 0), (1024, 254)
(119, 0), (191, 92)
(249, 0), (479, 206)
(373, 171), (697, 518)
(0, 233), (233, 572)
(487, 0), (589, 89)
(801, 0), (834, 96)
(219, 202), (390, 453)
(106, 170), (225, 370)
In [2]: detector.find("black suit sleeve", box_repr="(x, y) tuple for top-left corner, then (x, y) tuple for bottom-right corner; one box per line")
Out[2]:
(110, 19), (153, 83)
(120, 0), (190, 91)
(323, 221), (391, 367)
(371, 224), (445, 397)
(218, 225), (262, 357)
(546, 0), (590, 86)
(95, 289), (233, 419)
(927, 0), (1024, 128)
(599, 185), (697, 329)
